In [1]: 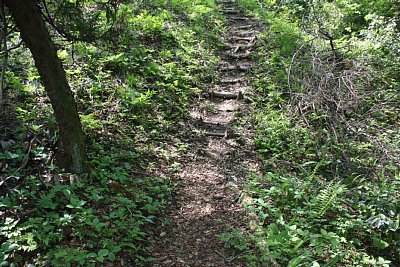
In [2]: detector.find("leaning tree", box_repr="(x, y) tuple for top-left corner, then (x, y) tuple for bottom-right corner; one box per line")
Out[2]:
(3, 0), (88, 173)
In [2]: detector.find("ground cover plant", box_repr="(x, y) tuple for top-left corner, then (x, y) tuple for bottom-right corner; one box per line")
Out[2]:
(0, 0), (224, 265)
(220, 0), (400, 266)
(1, 0), (399, 266)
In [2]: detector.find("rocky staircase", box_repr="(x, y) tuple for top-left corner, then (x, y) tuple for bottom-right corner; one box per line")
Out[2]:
(152, 1), (262, 266)
(191, 0), (261, 142)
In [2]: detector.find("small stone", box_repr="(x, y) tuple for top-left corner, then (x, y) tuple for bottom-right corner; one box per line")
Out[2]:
(162, 260), (173, 265)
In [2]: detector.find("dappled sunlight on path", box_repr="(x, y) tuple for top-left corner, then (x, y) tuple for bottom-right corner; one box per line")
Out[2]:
(151, 0), (262, 265)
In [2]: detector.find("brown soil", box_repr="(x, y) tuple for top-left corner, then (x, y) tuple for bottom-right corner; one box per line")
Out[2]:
(151, 1), (262, 266)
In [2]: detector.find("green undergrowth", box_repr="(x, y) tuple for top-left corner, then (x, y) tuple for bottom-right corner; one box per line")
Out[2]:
(221, 0), (400, 266)
(1, 0), (223, 266)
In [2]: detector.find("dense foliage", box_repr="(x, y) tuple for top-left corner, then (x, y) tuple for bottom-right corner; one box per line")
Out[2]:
(1, 0), (399, 266)
(221, 0), (400, 266)
(0, 0), (223, 265)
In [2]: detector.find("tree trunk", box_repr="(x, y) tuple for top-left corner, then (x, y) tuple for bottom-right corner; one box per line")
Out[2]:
(4, 0), (88, 174)
(0, 0), (7, 111)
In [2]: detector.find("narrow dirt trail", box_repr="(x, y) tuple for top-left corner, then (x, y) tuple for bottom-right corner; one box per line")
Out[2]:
(152, 1), (262, 266)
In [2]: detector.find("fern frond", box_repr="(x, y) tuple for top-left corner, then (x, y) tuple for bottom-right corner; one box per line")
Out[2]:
(311, 180), (346, 218)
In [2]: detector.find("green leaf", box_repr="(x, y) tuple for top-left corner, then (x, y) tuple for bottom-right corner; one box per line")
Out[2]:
(112, 246), (121, 253)
(67, 198), (86, 209)
(0, 152), (20, 160)
(315, 247), (323, 255)
(288, 256), (303, 267)
(8, 244), (18, 251)
(87, 252), (97, 258)
(108, 252), (116, 261)
(76, 200), (87, 207)
(325, 255), (343, 267)
(63, 189), (71, 197)
(1, 242), (17, 252)
(372, 237), (389, 250)
(98, 249), (109, 257)
(362, 255), (376, 264)
(1, 243), (10, 252)
(57, 50), (68, 60)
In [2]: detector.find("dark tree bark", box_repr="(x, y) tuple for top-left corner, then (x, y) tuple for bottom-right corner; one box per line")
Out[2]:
(4, 0), (88, 174)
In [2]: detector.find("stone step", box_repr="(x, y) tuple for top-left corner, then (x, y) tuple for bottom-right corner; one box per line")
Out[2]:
(191, 120), (236, 138)
(229, 36), (256, 42)
(227, 45), (255, 54)
(209, 90), (243, 100)
(215, 100), (241, 112)
(235, 25), (254, 30)
(218, 2), (236, 7)
(230, 31), (258, 37)
(190, 107), (236, 123)
(192, 118), (228, 130)
(228, 42), (256, 48)
(199, 121), (229, 130)
(218, 0), (236, 3)
(227, 44), (253, 54)
(219, 64), (253, 72)
(221, 9), (240, 14)
(204, 131), (239, 138)
(201, 120), (230, 126)
(220, 77), (245, 83)
(205, 131), (226, 137)
(192, 128), (228, 138)
(220, 71), (245, 79)
(229, 51), (253, 59)
(229, 16), (251, 21)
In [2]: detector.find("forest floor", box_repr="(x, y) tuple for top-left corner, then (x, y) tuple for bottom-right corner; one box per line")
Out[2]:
(151, 1), (263, 266)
